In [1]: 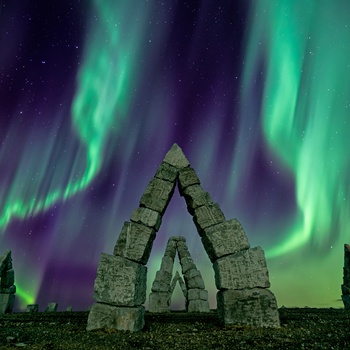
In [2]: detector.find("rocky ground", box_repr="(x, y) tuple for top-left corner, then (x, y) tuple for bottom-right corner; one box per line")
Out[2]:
(0, 308), (350, 349)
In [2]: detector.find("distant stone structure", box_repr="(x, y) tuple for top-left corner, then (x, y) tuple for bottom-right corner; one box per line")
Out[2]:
(149, 236), (210, 313)
(45, 302), (58, 312)
(27, 304), (39, 313)
(87, 144), (280, 332)
(0, 250), (16, 314)
(341, 244), (350, 309)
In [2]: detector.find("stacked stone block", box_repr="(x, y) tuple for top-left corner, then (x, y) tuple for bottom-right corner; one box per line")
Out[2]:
(341, 244), (350, 309)
(0, 250), (16, 314)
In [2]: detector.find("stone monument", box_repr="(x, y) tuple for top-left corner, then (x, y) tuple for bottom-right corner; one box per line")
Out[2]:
(341, 244), (350, 309)
(149, 236), (210, 313)
(87, 143), (280, 331)
(0, 250), (16, 314)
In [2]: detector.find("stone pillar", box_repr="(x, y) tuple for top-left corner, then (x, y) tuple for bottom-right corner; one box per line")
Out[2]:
(341, 244), (350, 309)
(87, 144), (190, 331)
(0, 250), (16, 314)
(209, 222), (280, 327)
(87, 253), (147, 332)
(176, 238), (210, 313)
(149, 238), (175, 313)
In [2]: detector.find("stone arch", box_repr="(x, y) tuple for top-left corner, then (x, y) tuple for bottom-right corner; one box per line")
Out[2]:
(87, 144), (280, 332)
(149, 236), (210, 313)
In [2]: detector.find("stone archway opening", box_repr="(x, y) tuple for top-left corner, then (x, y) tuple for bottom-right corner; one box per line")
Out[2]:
(87, 144), (280, 332)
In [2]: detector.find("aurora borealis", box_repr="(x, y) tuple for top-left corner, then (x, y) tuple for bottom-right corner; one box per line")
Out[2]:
(1, 0), (350, 310)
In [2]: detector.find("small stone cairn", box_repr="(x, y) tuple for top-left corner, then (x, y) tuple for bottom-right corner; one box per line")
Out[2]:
(87, 143), (280, 332)
(149, 236), (210, 313)
(341, 244), (350, 309)
(0, 250), (16, 314)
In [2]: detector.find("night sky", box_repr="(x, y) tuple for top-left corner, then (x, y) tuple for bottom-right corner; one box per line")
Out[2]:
(1, 0), (350, 311)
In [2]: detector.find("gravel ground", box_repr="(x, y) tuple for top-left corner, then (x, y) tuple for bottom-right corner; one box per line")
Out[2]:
(1, 308), (350, 349)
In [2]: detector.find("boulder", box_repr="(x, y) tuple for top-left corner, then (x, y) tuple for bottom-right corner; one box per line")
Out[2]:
(149, 292), (171, 313)
(140, 178), (175, 215)
(182, 184), (213, 213)
(176, 241), (191, 260)
(180, 257), (197, 275)
(94, 253), (147, 306)
(193, 203), (225, 233)
(217, 289), (280, 328)
(163, 143), (190, 169)
(187, 289), (208, 301)
(202, 219), (250, 263)
(188, 299), (210, 313)
(178, 167), (200, 193)
(151, 270), (172, 292)
(130, 207), (162, 231)
(87, 303), (145, 332)
(113, 221), (156, 265)
(154, 162), (178, 182)
(213, 247), (270, 290)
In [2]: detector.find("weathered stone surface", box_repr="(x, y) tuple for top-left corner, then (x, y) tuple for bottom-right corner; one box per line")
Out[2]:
(183, 185), (213, 213)
(114, 221), (156, 265)
(159, 256), (174, 275)
(193, 203), (225, 233)
(149, 292), (171, 313)
(140, 177), (175, 214)
(163, 143), (190, 169)
(214, 247), (270, 290)
(176, 241), (191, 260)
(184, 268), (202, 281)
(0, 269), (14, 288)
(45, 302), (58, 312)
(217, 289), (280, 328)
(164, 240), (177, 259)
(94, 253), (147, 306)
(87, 303), (145, 332)
(180, 257), (196, 274)
(188, 299), (210, 313)
(186, 275), (205, 290)
(0, 293), (15, 314)
(187, 289), (208, 301)
(27, 304), (39, 313)
(178, 167), (200, 193)
(0, 250), (12, 273)
(155, 162), (178, 182)
(202, 219), (250, 263)
(130, 207), (162, 231)
(151, 271), (172, 292)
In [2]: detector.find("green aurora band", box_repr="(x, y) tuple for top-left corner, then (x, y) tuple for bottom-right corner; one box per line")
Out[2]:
(0, 1), (148, 231)
(1, 0), (150, 307)
(243, 0), (350, 258)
